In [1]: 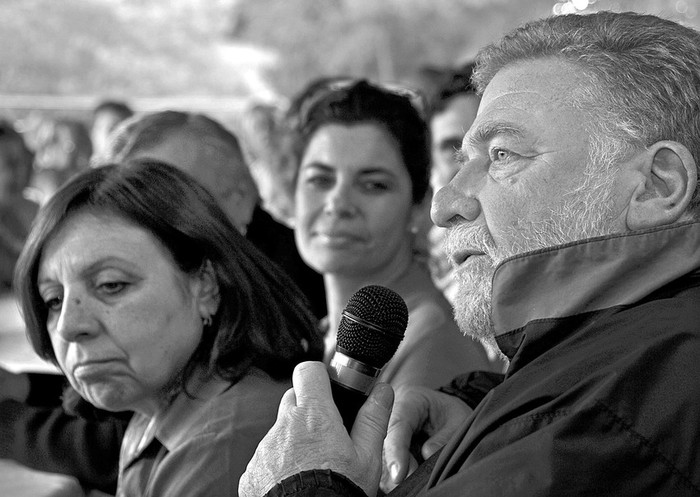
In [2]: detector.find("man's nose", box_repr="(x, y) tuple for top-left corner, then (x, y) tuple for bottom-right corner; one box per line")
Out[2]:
(431, 161), (484, 228)
(55, 294), (98, 343)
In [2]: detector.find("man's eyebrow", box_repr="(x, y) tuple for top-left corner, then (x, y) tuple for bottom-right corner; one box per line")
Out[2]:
(465, 121), (526, 147)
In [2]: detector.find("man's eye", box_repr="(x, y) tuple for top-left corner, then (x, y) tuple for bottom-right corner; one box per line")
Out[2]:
(491, 148), (512, 162)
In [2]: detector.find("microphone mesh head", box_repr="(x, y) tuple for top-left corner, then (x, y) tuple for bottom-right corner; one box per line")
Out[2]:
(337, 285), (408, 368)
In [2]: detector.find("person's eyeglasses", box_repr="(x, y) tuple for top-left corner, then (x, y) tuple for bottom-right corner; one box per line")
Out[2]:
(288, 77), (427, 129)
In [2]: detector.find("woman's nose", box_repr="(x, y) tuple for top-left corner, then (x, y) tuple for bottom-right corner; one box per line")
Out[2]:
(431, 164), (483, 228)
(55, 294), (97, 343)
(322, 185), (357, 217)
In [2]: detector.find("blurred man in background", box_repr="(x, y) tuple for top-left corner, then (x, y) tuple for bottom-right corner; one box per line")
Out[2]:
(424, 63), (482, 308)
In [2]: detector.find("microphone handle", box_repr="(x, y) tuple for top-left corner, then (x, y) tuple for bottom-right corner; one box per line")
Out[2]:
(330, 380), (369, 431)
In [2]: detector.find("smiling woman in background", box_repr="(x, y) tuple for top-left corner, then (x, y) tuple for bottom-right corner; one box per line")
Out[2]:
(13, 159), (323, 496)
(286, 79), (496, 390)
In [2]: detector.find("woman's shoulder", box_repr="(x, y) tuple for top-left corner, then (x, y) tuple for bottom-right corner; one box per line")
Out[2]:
(161, 371), (290, 444)
(200, 370), (290, 424)
(396, 261), (456, 329)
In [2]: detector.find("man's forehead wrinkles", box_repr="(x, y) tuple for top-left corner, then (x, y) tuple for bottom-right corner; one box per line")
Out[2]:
(465, 120), (527, 148)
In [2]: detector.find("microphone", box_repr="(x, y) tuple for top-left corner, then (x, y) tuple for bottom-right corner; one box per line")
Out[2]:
(328, 285), (409, 431)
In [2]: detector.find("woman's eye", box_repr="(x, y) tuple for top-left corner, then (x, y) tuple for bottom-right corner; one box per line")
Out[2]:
(98, 281), (127, 295)
(362, 181), (389, 192)
(305, 175), (333, 188)
(44, 296), (63, 312)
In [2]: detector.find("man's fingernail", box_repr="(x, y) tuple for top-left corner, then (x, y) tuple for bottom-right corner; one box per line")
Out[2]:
(390, 463), (400, 482)
(374, 383), (394, 408)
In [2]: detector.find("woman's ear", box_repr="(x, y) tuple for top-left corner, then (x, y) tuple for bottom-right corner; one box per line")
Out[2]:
(626, 141), (697, 230)
(195, 260), (221, 320)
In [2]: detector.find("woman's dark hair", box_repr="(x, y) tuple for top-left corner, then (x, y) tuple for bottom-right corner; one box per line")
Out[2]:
(285, 79), (431, 204)
(14, 159), (323, 388)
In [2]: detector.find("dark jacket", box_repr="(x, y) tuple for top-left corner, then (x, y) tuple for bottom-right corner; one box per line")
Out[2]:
(246, 205), (326, 319)
(269, 222), (700, 497)
(0, 373), (129, 494)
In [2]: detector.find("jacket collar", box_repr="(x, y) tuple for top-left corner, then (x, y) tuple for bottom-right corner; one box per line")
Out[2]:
(492, 221), (700, 359)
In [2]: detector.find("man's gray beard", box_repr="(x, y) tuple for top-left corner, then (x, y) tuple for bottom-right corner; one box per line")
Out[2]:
(444, 224), (499, 353)
(444, 162), (619, 357)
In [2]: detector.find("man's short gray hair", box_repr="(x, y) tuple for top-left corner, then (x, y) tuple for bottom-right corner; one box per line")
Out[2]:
(473, 11), (700, 213)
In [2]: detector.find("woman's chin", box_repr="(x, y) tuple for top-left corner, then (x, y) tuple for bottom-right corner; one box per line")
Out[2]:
(79, 383), (138, 412)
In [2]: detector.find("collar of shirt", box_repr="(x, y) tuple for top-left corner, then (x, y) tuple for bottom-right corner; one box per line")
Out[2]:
(492, 221), (700, 358)
(120, 371), (232, 470)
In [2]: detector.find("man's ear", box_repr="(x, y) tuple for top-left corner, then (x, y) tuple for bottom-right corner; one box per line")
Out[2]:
(195, 259), (221, 320)
(626, 141), (697, 230)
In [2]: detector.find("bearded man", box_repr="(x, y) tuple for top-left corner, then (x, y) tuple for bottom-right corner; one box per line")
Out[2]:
(240, 11), (700, 497)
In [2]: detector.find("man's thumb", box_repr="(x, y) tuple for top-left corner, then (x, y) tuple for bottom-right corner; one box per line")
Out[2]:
(351, 383), (394, 449)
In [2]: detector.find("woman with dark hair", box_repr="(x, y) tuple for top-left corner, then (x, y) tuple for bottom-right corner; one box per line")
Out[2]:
(14, 159), (323, 496)
(287, 79), (495, 390)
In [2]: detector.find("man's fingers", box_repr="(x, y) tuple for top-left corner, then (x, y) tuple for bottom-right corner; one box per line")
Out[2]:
(383, 388), (427, 485)
(291, 361), (333, 408)
(380, 453), (418, 493)
(383, 415), (414, 483)
(351, 383), (394, 451)
(422, 428), (454, 459)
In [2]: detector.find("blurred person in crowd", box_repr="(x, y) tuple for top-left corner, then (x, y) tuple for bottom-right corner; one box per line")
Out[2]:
(424, 63), (482, 308)
(0, 120), (39, 291)
(14, 159), (323, 496)
(99, 110), (326, 319)
(90, 99), (134, 158)
(426, 62), (479, 195)
(241, 11), (700, 497)
(285, 79), (494, 392)
(238, 102), (297, 227)
(27, 117), (92, 205)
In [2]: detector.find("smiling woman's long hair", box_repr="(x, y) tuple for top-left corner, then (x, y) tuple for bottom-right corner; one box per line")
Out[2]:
(15, 159), (323, 390)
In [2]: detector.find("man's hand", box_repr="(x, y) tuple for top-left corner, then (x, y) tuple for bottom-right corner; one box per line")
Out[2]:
(239, 361), (394, 497)
(380, 385), (472, 493)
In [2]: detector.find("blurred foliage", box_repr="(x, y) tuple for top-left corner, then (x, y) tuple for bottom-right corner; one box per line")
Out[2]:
(230, 0), (700, 98)
(1, 0), (698, 109)
(228, 0), (555, 97)
(0, 0), (261, 97)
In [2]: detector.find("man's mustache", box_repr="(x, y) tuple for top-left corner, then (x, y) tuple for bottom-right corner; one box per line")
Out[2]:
(444, 224), (498, 267)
